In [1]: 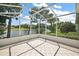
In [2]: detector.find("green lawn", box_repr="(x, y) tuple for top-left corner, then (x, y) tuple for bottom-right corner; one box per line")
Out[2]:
(11, 28), (29, 30)
(47, 32), (79, 40)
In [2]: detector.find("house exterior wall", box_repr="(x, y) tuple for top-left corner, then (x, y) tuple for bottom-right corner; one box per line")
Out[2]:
(76, 4), (79, 35)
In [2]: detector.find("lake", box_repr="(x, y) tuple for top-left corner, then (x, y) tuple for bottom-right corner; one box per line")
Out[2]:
(10, 30), (36, 37)
(0, 30), (36, 38)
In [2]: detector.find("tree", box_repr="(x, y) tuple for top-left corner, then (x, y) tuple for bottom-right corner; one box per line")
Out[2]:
(48, 18), (59, 33)
(39, 7), (59, 33)
(21, 24), (28, 28)
(29, 7), (43, 33)
(60, 22), (76, 33)
(29, 7), (58, 33)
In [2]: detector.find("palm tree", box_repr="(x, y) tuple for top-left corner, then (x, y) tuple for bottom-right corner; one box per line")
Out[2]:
(29, 7), (58, 33)
(29, 7), (42, 33)
(40, 9), (59, 33)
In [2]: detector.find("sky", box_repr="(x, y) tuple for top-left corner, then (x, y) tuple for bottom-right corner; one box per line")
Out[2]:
(10, 3), (76, 25)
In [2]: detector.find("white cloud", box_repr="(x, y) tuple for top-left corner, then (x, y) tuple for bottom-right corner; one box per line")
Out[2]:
(48, 8), (76, 23)
(53, 5), (62, 9)
(32, 23), (37, 25)
(19, 14), (23, 17)
(54, 9), (76, 23)
(33, 3), (48, 8)
(53, 9), (70, 16)
(23, 16), (31, 20)
(48, 8), (54, 14)
(59, 14), (75, 23)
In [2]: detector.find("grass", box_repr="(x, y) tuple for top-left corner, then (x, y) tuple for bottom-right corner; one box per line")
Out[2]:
(11, 28), (29, 31)
(47, 32), (79, 40)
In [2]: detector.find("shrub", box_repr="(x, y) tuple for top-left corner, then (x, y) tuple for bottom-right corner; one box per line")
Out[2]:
(60, 22), (76, 33)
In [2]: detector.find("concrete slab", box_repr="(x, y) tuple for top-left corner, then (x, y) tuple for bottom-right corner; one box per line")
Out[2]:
(20, 49), (41, 56)
(46, 40), (58, 46)
(28, 38), (45, 47)
(11, 43), (32, 56)
(56, 48), (79, 56)
(36, 42), (58, 56)
(59, 44), (79, 53)
(0, 38), (79, 56)
(0, 48), (9, 56)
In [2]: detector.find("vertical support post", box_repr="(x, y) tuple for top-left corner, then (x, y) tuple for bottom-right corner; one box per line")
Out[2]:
(45, 20), (47, 35)
(38, 19), (40, 34)
(7, 18), (11, 38)
(19, 19), (21, 36)
(30, 20), (32, 35)
(56, 18), (58, 37)
(9, 47), (11, 56)
(45, 20), (47, 42)
(76, 13), (79, 36)
(48, 7), (58, 37)
(76, 4), (79, 36)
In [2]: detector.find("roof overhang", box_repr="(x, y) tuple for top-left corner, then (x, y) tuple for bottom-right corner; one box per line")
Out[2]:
(0, 4), (22, 18)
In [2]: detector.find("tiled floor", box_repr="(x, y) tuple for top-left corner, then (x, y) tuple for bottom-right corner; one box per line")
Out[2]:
(20, 49), (41, 56)
(11, 43), (32, 56)
(36, 43), (58, 56)
(56, 48), (79, 56)
(0, 48), (9, 56)
(0, 38), (79, 56)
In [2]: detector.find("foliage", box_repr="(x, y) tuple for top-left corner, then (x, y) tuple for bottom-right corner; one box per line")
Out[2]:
(48, 24), (56, 33)
(47, 32), (79, 40)
(32, 24), (45, 34)
(40, 23), (45, 33)
(12, 24), (29, 29)
(60, 22), (76, 33)
(29, 7), (59, 33)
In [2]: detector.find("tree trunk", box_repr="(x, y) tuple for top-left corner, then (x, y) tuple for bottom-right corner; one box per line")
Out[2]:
(7, 18), (11, 38)
(28, 25), (30, 35)
(50, 22), (53, 32)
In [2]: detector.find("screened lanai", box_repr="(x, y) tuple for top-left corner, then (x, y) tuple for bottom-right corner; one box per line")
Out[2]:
(0, 3), (79, 56)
